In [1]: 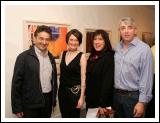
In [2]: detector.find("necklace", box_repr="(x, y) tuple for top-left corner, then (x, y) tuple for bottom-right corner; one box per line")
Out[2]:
(67, 50), (78, 56)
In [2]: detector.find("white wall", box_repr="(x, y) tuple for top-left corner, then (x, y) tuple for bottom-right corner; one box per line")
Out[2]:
(5, 5), (155, 118)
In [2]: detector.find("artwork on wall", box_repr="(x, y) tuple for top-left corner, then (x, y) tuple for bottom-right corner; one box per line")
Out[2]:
(142, 32), (154, 47)
(85, 29), (112, 53)
(23, 20), (69, 58)
(85, 29), (95, 53)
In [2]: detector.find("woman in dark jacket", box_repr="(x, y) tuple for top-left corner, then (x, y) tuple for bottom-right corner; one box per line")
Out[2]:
(86, 29), (114, 117)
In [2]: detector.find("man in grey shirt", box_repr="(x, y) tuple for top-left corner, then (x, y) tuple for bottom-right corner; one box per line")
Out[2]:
(113, 17), (153, 118)
(11, 25), (57, 118)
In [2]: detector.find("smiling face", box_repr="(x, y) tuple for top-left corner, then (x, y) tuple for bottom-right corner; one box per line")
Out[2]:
(119, 17), (137, 43)
(34, 31), (51, 52)
(67, 34), (80, 51)
(93, 34), (105, 51)
(119, 22), (137, 43)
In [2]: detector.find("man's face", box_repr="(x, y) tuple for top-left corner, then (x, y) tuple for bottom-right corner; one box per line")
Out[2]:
(34, 32), (51, 52)
(119, 22), (137, 42)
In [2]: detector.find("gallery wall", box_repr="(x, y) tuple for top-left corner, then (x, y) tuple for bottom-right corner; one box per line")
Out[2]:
(5, 5), (155, 117)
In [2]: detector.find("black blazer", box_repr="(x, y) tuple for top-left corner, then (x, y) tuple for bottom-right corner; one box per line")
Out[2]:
(86, 50), (114, 108)
(11, 46), (57, 113)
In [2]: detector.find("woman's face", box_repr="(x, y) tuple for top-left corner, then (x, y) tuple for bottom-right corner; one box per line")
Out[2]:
(93, 34), (105, 51)
(68, 34), (79, 51)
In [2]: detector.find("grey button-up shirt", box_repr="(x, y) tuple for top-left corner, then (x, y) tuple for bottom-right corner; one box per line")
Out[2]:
(35, 46), (52, 93)
(114, 37), (153, 103)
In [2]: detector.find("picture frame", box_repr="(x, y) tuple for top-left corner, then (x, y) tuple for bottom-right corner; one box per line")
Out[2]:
(85, 28), (95, 53)
(23, 20), (70, 59)
(142, 32), (154, 47)
(85, 28), (112, 53)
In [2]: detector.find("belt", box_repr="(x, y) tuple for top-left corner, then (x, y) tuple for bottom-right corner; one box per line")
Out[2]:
(43, 91), (52, 96)
(115, 89), (139, 95)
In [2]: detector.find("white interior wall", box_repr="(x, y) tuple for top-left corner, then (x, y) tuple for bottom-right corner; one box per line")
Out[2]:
(5, 5), (155, 118)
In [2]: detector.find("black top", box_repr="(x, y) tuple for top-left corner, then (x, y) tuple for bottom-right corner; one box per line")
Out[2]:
(59, 51), (83, 88)
(86, 50), (114, 108)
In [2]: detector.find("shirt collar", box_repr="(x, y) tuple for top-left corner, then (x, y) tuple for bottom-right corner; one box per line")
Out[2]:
(119, 36), (139, 49)
(34, 46), (48, 57)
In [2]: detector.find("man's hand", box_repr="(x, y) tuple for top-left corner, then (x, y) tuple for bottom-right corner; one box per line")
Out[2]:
(133, 102), (145, 117)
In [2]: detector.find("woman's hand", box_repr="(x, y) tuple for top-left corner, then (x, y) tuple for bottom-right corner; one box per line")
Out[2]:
(99, 107), (107, 115)
(15, 112), (24, 118)
(76, 97), (84, 108)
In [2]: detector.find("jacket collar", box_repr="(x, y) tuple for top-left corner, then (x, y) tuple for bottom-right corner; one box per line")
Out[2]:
(27, 45), (37, 58)
(28, 45), (55, 64)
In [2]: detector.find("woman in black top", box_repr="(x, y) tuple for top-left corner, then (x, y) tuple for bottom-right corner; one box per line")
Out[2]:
(58, 29), (86, 118)
(86, 29), (114, 117)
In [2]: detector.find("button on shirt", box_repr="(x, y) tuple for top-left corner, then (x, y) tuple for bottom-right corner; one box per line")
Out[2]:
(114, 37), (153, 103)
(35, 46), (52, 93)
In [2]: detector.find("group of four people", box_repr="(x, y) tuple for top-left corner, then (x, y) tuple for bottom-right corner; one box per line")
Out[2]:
(11, 17), (154, 118)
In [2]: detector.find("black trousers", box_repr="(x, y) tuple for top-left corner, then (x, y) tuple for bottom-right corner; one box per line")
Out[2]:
(23, 92), (52, 118)
(58, 86), (80, 118)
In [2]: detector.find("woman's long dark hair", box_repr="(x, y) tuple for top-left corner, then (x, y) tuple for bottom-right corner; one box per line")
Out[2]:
(88, 29), (114, 62)
(90, 29), (113, 53)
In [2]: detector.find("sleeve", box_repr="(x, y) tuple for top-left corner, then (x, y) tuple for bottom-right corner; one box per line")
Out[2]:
(100, 53), (114, 108)
(139, 46), (153, 103)
(53, 58), (58, 107)
(11, 54), (25, 113)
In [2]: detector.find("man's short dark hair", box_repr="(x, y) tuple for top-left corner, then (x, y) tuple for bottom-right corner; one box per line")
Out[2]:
(34, 25), (52, 39)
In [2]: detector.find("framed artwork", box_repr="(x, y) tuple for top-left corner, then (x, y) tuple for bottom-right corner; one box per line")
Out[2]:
(23, 20), (70, 58)
(142, 32), (154, 47)
(85, 29), (112, 53)
(85, 29), (95, 53)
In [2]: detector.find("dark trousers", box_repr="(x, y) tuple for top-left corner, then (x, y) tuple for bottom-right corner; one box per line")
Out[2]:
(58, 86), (80, 118)
(23, 92), (52, 118)
(113, 89), (140, 118)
